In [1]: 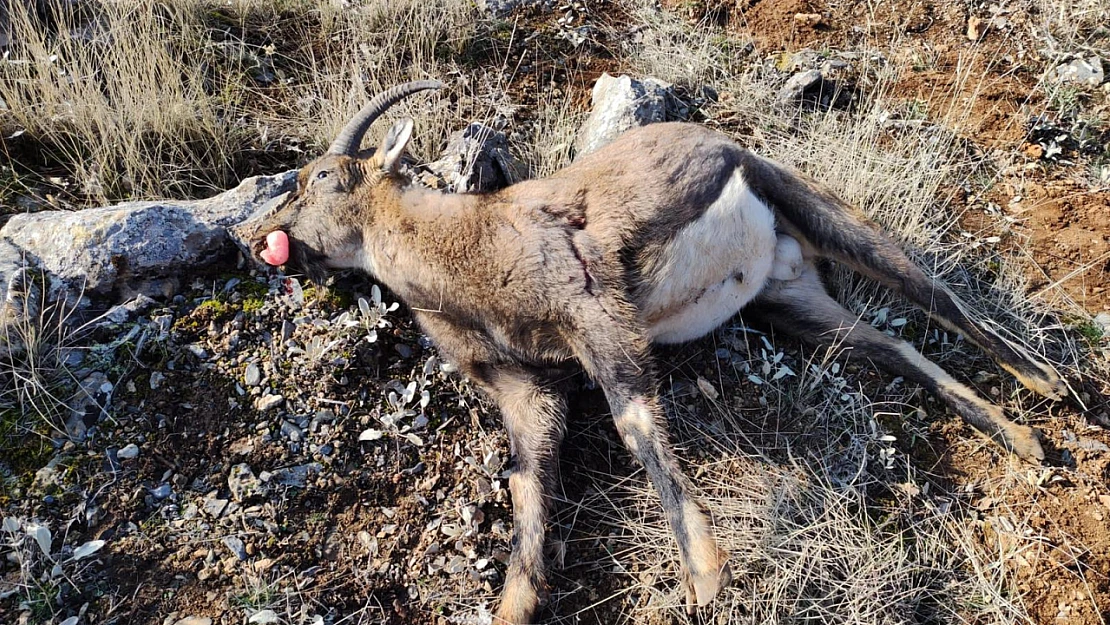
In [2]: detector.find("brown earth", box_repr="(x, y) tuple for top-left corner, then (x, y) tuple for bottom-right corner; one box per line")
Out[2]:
(718, 0), (1110, 618)
(722, 0), (1110, 314)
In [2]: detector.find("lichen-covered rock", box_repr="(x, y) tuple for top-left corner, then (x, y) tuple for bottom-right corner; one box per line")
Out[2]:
(476, 0), (553, 18)
(0, 170), (296, 307)
(1055, 57), (1105, 87)
(574, 73), (674, 157)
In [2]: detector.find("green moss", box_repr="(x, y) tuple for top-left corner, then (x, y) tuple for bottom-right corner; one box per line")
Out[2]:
(174, 297), (237, 333)
(1072, 319), (1105, 344)
(0, 408), (58, 503)
(302, 284), (352, 310)
(22, 579), (61, 624)
(241, 297), (265, 314)
(230, 274), (270, 299)
(195, 298), (233, 316)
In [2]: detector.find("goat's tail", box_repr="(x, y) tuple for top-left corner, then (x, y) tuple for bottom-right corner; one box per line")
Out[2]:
(739, 150), (1066, 400)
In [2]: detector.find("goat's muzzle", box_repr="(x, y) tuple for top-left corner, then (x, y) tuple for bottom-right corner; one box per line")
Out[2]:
(227, 191), (292, 267)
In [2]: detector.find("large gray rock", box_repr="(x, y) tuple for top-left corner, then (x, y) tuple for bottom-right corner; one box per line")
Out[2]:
(476, 0), (553, 18)
(426, 123), (527, 193)
(776, 69), (824, 105)
(0, 171), (296, 309)
(574, 73), (674, 157)
(1055, 57), (1105, 87)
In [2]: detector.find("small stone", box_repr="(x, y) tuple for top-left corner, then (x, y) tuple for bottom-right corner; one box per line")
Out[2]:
(150, 484), (172, 499)
(228, 463), (262, 501)
(967, 15), (985, 40)
(244, 363), (261, 387)
(203, 498), (229, 518)
(1055, 57), (1105, 87)
(281, 320), (295, 342)
(574, 73), (673, 157)
(152, 314), (174, 336)
(34, 459), (61, 489)
(181, 503), (199, 520)
(256, 394), (284, 412)
(1094, 312), (1110, 335)
(223, 535), (248, 560)
(117, 443), (140, 460)
(60, 348), (85, 368)
(280, 420), (303, 443)
(1076, 437), (1110, 453)
(268, 463), (322, 488)
(793, 13), (824, 27)
(426, 123), (528, 193)
(149, 371), (165, 390)
(776, 70), (823, 105)
(248, 610), (280, 624)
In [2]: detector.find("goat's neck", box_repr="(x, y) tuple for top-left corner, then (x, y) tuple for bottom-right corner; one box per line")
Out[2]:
(358, 182), (485, 288)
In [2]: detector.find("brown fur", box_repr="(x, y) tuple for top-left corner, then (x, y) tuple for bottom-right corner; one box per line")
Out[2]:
(231, 118), (1065, 624)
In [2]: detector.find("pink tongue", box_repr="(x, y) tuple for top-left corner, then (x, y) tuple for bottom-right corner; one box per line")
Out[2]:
(260, 230), (290, 266)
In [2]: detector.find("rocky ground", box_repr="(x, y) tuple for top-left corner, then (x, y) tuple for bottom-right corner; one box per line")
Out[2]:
(1, 1), (1109, 624)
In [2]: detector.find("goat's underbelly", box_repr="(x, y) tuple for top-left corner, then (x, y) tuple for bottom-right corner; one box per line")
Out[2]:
(639, 170), (778, 344)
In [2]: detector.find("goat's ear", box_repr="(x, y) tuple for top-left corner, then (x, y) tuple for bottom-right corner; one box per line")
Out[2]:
(378, 118), (414, 173)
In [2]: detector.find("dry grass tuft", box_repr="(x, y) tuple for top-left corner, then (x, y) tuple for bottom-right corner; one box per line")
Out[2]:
(0, 0), (486, 204)
(0, 271), (80, 489)
(1, 1), (241, 202)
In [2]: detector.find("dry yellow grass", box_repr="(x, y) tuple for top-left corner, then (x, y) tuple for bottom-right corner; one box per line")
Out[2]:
(0, 0), (484, 203)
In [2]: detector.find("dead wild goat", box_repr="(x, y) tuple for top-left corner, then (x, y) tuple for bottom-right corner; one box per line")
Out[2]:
(231, 81), (1065, 624)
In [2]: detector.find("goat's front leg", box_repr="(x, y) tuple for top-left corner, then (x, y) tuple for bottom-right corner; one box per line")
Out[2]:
(569, 300), (731, 612)
(480, 367), (567, 625)
(413, 313), (567, 624)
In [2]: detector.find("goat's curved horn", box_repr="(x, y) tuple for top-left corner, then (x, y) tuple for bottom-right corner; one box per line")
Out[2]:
(326, 80), (444, 156)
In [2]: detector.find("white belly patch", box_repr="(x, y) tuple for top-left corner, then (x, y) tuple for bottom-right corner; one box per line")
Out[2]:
(642, 169), (778, 344)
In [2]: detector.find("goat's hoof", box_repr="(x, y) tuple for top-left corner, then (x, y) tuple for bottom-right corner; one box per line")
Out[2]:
(492, 607), (533, 625)
(1011, 362), (1068, 401)
(1002, 423), (1045, 464)
(494, 578), (540, 625)
(682, 554), (732, 614)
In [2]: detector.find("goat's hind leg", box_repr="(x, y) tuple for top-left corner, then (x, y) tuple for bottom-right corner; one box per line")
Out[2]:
(812, 222), (1065, 399)
(751, 266), (1044, 462)
(570, 299), (731, 611)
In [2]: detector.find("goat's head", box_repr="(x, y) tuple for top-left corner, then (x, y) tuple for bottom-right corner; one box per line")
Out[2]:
(230, 80), (442, 283)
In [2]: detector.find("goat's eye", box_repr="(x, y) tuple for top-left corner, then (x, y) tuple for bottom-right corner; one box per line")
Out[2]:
(316, 170), (330, 181)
